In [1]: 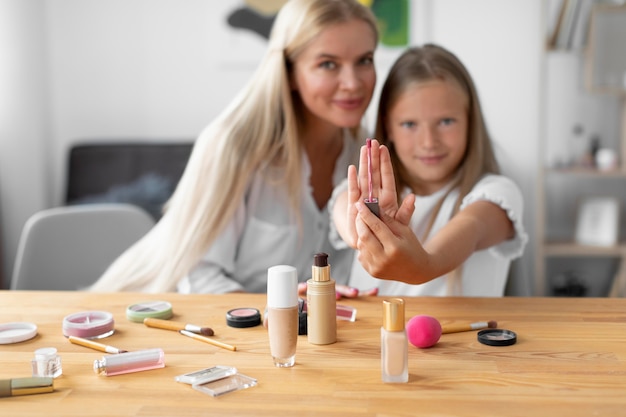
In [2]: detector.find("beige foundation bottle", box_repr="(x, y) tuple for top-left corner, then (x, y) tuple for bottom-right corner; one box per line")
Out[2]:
(306, 253), (336, 345)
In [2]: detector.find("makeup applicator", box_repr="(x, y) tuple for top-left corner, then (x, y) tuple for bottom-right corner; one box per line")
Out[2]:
(442, 321), (497, 334)
(406, 315), (442, 348)
(406, 315), (498, 348)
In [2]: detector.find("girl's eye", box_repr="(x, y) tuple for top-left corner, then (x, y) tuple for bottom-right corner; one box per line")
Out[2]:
(320, 61), (337, 70)
(358, 55), (374, 66)
(400, 121), (416, 129)
(440, 118), (455, 126)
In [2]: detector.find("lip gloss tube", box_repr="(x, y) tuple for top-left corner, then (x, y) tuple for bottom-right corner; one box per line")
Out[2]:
(267, 265), (299, 368)
(0, 377), (54, 397)
(93, 348), (165, 376)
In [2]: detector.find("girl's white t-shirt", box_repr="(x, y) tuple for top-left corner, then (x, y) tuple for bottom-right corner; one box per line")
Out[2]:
(343, 174), (528, 297)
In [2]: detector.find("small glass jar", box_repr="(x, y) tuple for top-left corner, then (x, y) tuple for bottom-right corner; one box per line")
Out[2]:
(32, 347), (63, 378)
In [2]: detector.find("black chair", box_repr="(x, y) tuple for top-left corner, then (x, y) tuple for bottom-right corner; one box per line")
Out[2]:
(65, 141), (193, 220)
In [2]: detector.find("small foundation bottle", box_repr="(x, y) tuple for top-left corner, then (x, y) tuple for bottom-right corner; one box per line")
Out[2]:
(307, 253), (336, 345)
(267, 265), (299, 367)
(93, 348), (165, 376)
(31, 347), (62, 378)
(381, 298), (408, 383)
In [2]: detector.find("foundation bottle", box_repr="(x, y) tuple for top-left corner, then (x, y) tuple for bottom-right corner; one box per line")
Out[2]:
(381, 298), (408, 383)
(306, 253), (336, 345)
(267, 265), (299, 367)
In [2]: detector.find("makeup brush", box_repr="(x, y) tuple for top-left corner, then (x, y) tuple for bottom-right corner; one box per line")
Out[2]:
(143, 318), (214, 336)
(442, 321), (497, 334)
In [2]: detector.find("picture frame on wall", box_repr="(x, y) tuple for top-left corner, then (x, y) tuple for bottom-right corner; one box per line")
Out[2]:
(575, 196), (620, 247)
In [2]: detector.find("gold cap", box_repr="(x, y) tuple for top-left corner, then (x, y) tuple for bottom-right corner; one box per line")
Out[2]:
(382, 298), (405, 332)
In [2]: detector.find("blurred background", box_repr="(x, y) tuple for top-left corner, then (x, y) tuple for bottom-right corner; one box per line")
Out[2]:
(1, 0), (624, 296)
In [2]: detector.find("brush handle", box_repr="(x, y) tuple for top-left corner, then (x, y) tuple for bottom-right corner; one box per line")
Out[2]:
(143, 318), (184, 332)
(442, 322), (490, 334)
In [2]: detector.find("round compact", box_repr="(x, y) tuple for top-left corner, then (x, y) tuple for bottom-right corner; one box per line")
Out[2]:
(226, 308), (262, 328)
(126, 301), (173, 323)
(63, 311), (115, 339)
(477, 329), (517, 346)
(0, 322), (38, 344)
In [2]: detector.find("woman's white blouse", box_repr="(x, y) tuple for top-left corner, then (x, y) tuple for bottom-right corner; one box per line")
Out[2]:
(345, 174), (528, 297)
(177, 131), (361, 294)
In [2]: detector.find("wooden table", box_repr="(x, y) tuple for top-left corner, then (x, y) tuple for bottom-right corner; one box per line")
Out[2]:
(1, 291), (625, 416)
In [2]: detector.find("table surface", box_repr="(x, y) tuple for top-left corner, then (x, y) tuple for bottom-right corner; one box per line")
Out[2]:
(1, 291), (625, 417)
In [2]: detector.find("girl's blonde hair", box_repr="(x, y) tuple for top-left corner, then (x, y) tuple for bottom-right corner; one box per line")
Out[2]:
(374, 44), (499, 296)
(375, 44), (499, 225)
(89, 0), (378, 292)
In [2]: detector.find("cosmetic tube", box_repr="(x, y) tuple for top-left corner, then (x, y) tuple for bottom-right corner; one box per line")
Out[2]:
(267, 265), (299, 367)
(31, 347), (62, 378)
(0, 377), (54, 397)
(93, 348), (165, 376)
(307, 253), (336, 345)
(381, 298), (408, 383)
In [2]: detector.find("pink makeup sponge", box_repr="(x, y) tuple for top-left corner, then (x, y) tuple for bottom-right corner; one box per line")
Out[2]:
(406, 315), (442, 348)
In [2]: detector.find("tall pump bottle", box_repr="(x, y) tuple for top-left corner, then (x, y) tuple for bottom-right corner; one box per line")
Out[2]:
(306, 252), (336, 345)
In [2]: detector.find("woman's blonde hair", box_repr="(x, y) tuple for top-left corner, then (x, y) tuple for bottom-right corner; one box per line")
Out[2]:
(375, 44), (499, 226)
(89, 0), (378, 292)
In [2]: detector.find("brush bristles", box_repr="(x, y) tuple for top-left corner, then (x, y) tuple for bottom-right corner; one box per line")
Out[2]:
(200, 327), (215, 336)
(488, 321), (497, 328)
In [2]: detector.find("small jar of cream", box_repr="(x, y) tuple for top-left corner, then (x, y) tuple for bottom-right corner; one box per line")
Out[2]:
(32, 347), (62, 378)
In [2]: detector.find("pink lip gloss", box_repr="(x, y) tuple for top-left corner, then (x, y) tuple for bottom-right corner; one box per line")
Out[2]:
(364, 138), (380, 217)
(93, 348), (165, 376)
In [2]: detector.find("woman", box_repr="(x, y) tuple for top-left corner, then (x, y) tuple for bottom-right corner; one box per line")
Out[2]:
(89, 0), (378, 294)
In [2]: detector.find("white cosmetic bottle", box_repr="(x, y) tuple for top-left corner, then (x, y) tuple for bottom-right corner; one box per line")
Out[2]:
(267, 265), (299, 368)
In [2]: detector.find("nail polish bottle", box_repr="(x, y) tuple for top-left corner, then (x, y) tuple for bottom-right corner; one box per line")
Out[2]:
(306, 253), (336, 345)
(381, 298), (408, 383)
(267, 265), (299, 367)
(93, 348), (165, 376)
(31, 347), (62, 378)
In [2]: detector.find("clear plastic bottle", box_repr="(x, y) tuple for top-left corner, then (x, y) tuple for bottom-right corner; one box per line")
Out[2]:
(93, 348), (165, 376)
(381, 298), (408, 383)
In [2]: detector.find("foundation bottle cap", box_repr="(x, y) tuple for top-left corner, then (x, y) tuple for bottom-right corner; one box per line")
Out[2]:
(312, 253), (331, 282)
(267, 265), (298, 308)
(382, 298), (405, 332)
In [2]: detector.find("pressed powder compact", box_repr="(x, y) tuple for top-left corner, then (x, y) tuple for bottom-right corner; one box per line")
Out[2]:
(125, 301), (173, 323)
(0, 322), (38, 344)
(62, 311), (115, 339)
(477, 329), (517, 346)
(226, 308), (262, 328)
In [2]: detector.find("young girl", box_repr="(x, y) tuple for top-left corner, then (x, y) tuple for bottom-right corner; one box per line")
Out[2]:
(332, 44), (527, 296)
(89, 0), (378, 294)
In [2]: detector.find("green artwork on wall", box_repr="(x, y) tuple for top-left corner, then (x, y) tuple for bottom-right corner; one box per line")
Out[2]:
(226, 0), (410, 48)
(370, 0), (409, 47)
